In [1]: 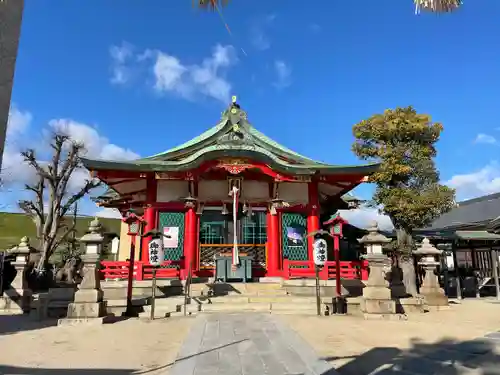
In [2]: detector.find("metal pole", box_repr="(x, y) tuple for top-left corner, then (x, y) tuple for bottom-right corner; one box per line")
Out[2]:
(492, 248), (500, 301)
(150, 267), (157, 320)
(125, 236), (136, 316)
(315, 264), (321, 316)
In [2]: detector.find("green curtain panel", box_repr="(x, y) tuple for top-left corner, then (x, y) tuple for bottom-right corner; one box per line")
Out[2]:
(281, 213), (308, 261)
(158, 211), (185, 262)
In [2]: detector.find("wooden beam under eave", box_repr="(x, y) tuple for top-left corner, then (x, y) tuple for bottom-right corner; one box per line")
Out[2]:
(95, 170), (146, 180)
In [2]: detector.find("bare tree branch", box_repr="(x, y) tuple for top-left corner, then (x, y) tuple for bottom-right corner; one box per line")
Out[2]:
(19, 132), (100, 273)
(21, 149), (51, 180)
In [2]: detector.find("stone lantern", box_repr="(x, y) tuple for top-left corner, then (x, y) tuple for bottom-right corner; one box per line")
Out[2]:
(413, 238), (448, 308)
(2, 236), (36, 313)
(358, 222), (400, 319)
(59, 218), (108, 325)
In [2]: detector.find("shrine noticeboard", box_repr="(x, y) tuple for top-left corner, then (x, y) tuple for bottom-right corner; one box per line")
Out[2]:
(163, 226), (179, 248)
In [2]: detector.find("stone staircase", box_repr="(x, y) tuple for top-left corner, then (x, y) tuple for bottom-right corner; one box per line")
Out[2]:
(138, 282), (337, 319)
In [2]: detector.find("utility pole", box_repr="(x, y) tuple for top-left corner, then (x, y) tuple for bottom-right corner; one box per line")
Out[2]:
(0, 0), (24, 173)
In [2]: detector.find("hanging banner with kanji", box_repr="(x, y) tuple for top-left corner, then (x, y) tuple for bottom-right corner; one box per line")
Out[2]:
(163, 227), (179, 248)
(148, 238), (164, 267)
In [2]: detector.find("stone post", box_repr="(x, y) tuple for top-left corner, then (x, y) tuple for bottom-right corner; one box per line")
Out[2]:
(1, 236), (35, 313)
(358, 222), (403, 319)
(413, 238), (448, 309)
(59, 218), (109, 325)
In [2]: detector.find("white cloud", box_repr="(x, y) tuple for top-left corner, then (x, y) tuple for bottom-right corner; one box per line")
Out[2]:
(109, 42), (134, 84)
(110, 43), (237, 104)
(49, 119), (139, 161)
(7, 104), (32, 140)
(95, 207), (122, 219)
(339, 207), (394, 231)
(249, 14), (275, 51)
(48, 119), (139, 192)
(445, 161), (500, 199)
(152, 44), (237, 103)
(1, 105), (35, 185)
(474, 133), (497, 145)
(273, 60), (292, 89)
(1, 108), (139, 199)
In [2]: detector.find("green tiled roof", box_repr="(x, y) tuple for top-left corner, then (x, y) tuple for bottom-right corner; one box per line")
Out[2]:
(82, 99), (379, 176)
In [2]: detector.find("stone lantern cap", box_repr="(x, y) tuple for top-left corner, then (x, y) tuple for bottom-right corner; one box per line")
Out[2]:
(8, 236), (37, 255)
(358, 221), (392, 245)
(413, 238), (442, 256)
(80, 217), (104, 244)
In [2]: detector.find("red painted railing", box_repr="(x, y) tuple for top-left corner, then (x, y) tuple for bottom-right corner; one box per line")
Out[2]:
(282, 259), (369, 281)
(100, 260), (182, 280)
(101, 259), (369, 281)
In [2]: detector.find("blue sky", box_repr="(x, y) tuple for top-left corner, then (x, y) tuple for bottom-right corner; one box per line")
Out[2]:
(4, 1), (500, 227)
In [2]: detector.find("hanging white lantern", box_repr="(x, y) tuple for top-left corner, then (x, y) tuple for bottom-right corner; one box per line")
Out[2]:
(415, 0), (462, 14)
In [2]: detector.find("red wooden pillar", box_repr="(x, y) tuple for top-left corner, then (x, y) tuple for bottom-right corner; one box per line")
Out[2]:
(183, 181), (198, 278)
(307, 181), (320, 262)
(183, 207), (197, 278)
(141, 176), (158, 263)
(266, 210), (280, 277)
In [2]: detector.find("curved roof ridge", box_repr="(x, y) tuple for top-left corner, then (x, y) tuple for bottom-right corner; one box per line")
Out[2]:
(141, 120), (227, 160)
(246, 126), (330, 165)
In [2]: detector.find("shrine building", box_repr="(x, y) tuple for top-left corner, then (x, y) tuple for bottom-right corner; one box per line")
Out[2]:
(83, 97), (379, 279)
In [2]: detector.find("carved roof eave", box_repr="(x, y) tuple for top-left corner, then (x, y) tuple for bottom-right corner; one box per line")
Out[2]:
(82, 148), (380, 177)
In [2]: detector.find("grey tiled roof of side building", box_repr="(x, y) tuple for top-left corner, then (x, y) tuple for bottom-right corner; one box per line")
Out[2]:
(422, 192), (500, 231)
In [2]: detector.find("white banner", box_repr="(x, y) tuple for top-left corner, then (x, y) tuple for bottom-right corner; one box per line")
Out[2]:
(163, 226), (179, 248)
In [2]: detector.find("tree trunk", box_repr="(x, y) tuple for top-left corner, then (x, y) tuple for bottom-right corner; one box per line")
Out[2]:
(395, 226), (418, 297)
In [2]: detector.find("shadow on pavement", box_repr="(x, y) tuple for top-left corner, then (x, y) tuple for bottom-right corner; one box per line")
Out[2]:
(322, 337), (500, 375)
(0, 314), (58, 335)
(0, 338), (249, 375)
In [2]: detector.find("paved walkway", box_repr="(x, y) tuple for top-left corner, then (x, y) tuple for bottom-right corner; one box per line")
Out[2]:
(168, 313), (337, 375)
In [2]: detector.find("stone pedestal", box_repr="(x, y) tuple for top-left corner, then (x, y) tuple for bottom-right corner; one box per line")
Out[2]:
(419, 263), (448, 308)
(59, 218), (109, 325)
(414, 238), (448, 309)
(360, 254), (404, 320)
(1, 237), (34, 314)
(59, 254), (107, 325)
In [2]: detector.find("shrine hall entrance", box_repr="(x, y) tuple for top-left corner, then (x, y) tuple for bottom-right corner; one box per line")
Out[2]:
(199, 207), (267, 273)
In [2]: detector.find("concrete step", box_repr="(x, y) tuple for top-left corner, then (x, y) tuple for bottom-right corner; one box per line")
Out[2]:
(146, 294), (334, 308)
(270, 302), (317, 311)
(201, 302), (272, 312)
(198, 289), (289, 297)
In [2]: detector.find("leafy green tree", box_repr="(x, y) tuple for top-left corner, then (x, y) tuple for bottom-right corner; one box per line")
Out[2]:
(352, 106), (455, 295)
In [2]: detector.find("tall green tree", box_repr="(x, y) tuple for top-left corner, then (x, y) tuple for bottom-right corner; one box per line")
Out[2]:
(352, 106), (455, 296)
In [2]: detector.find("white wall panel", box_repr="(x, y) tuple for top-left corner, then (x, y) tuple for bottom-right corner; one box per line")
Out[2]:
(199, 180), (228, 201)
(279, 182), (308, 205)
(156, 180), (189, 202)
(241, 180), (269, 201)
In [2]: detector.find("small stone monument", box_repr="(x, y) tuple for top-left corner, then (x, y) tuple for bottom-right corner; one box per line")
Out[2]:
(59, 218), (109, 325)
(358, 222), (404, 319)
(413, 238), (448, 309)
(1, 237), (35, 313)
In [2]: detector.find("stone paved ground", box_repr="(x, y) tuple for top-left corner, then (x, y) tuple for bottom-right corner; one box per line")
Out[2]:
(283, 299), (500, 374)
(168, 313), (336, 375)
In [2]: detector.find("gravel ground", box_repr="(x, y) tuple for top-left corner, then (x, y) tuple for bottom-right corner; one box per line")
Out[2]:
(282, 299), (500, 374)
(0, 315), (194, 375)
